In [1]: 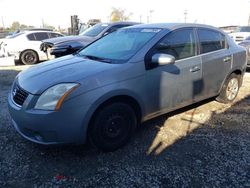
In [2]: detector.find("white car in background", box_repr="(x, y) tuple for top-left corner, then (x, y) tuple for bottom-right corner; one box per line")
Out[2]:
(229, 26), (250, 44)
(0, 29), (63, 65)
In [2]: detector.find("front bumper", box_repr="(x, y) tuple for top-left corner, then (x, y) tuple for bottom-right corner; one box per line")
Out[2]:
(8, 91), (90, 145)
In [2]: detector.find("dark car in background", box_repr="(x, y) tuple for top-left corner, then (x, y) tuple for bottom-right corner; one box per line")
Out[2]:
(239, 36), (250, 68)
(40, 22), (139, 59)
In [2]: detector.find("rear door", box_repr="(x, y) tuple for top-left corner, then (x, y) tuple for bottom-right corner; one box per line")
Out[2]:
(197, 29), (231, 98)
(26, 32), (50, 55)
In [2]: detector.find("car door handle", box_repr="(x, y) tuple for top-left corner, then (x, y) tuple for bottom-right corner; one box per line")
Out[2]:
(190, 66), (200, 72)
(223, 56), (231, 63)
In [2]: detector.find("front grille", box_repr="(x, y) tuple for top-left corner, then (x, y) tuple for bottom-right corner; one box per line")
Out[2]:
(12, 84), (29, 106)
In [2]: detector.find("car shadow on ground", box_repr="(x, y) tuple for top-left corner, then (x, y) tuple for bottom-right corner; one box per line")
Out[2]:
(1, 68), (250, 187)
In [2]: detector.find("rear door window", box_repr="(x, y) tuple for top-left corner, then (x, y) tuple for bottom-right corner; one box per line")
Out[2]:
(33, 32), (50, 41)
(197, 29), (227, 54)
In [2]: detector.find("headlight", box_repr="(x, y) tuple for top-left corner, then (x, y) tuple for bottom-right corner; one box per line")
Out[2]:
(35, 83), (79, 110)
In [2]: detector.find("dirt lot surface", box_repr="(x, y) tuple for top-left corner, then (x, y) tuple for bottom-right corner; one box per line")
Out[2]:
(0, 65), (250, 187)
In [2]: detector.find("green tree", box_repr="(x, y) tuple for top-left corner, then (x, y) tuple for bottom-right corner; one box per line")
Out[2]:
(110, 7), (132, 22)
(43, 23), (55, 30)
(10, 21), (20, 31)
(20, 24), (28, 29)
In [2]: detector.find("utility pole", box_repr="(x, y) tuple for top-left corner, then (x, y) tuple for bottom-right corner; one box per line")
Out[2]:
(42, 18), (45, 28)
(184, 10), (188, 23)
(149, 10), (154, 23)
(139, 15), (142, 23)
(1, 17), (5, 29)
(248, 14), (250, 26)
(248, 1), (250, 25)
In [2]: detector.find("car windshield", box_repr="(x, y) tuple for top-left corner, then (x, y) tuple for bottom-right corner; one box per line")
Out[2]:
(236, 26), (250, 32)
(79, 23), (109, 37)
(7, 32), (24, 39)
(78, 28), (161, 63)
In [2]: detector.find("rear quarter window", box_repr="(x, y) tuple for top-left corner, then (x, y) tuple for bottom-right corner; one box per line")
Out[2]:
(49, 32), (63, 38)
(27, 33), (36, 41)
(197, 29), (227, 54)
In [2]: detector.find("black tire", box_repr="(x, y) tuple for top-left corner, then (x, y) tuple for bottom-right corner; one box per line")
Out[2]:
(20, 50), (39, 65)
(89, 103), (137, 152)
(216, 73), (240, 104)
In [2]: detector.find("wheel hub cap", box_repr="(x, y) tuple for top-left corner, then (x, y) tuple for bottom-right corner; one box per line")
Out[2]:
(104, 116), (125, 138)
(226, 78), (239, 100)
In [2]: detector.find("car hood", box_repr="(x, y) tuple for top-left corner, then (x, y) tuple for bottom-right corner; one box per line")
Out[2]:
(17, 55), (119, 95)
(42, 35), (94, 45)
(239, 40), (250, 46)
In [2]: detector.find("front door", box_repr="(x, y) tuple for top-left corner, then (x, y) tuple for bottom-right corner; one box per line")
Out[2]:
(145, 28), (203, 117)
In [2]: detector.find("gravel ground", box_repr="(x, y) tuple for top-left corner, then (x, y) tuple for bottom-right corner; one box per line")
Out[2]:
(0, 65), (250, 187)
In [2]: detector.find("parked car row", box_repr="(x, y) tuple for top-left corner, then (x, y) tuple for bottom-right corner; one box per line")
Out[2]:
(239, 36), (250, 67)
(229, 26), (250, 44)
(8, 23), (247, 151)
(1, 23), (249, 68)
(0, 22), (138, 65)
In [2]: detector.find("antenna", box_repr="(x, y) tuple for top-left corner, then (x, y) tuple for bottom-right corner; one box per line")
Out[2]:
(184, 10), (188, 23)
(1, 17), (5, 28)
(149, 10), (154, 23)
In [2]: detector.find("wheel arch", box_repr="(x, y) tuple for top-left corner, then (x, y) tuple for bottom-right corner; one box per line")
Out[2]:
(218, 68), (243, 94)
(81, 91), (145, 143)
(91, 95), (143, 124)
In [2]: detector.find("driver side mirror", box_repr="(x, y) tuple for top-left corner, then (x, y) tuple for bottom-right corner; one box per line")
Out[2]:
(151, 53), (175, 66)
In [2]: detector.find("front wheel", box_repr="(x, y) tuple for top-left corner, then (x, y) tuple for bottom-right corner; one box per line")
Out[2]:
(20, 50), (39, 65)
(89, 103), (137, 152)
(216, 73), (240, 104)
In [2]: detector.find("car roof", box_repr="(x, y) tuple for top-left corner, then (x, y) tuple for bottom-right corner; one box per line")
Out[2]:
(101, 21), (140, 26)
(23, 30), (58, 34)
(129, 23), (222, 32)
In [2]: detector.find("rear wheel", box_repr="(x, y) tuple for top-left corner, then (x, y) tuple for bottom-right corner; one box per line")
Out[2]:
(216, 73), (240, 104)
(89, 103), (137, 152)
(20, 50), (38, 65)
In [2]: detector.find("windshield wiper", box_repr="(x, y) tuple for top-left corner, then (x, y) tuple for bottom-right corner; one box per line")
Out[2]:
(82, 55), (112, 63)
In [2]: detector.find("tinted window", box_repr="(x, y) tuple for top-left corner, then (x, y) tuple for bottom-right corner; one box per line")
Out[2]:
(79, 23), (109, 37)
(34, 32), (49, 41)
(198, 29), (226, 54)
(106, 25), (131, 34)
(49, 33), (63, 38)
(155, 29), (196, 60)
(26, 33), (36, 41)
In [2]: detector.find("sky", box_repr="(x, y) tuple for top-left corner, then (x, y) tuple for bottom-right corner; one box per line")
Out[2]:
(0, 0), (249, 29)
